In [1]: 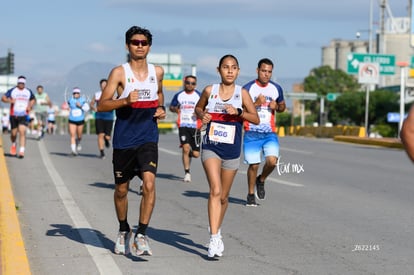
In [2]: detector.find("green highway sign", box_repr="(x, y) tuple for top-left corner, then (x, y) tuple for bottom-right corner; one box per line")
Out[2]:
(164, 72), (182, 80)
(326, 93), (339, 101)
(347, 53), (395, 75)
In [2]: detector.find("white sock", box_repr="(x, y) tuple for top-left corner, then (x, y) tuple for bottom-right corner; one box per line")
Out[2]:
(71, 144), (76, 152)
(211, 233), (221, 239)
(19, 147), (25, 153)
(208, 226), (221, 237)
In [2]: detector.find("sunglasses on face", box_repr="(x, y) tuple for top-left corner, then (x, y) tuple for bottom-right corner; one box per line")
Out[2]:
(130, 39), (149, 46)
(185, 81), (196, 85)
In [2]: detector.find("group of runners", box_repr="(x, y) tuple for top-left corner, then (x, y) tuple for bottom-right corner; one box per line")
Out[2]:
(95, 26), (286, 259)
(1, 25), (287, 259)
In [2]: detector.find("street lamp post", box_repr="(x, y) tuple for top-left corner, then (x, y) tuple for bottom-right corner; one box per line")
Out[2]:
(362, 0), (375, 136)
(364, 85), (370, 136)
(356, 0), (374, 52)
(369, 0), (373, 53)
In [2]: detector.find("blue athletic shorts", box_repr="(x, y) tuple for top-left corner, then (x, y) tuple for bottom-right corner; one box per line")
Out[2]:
(243, 131), (279, 164)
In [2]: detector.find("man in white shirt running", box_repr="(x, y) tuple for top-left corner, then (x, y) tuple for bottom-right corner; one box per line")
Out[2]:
(169, 75), (202, 182)
(242, 58), (286, 206)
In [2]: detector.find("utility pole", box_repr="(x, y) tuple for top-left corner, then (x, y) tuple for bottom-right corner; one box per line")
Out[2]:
(369, 0), (373, 53)
(379, 0), (386, 54)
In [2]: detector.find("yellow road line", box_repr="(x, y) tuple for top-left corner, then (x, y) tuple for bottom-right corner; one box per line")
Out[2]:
(0, 136), (31, 275)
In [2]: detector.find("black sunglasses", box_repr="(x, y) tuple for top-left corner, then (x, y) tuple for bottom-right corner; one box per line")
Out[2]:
(130, 39), (149, 47)
(185, 81), (196, 85)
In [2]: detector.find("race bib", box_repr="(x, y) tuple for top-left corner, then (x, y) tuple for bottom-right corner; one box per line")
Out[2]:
(138, 89), (151, 100)
(208, 122), (235, 144)
(181, 112), (197, 122)
(258, 108), (271, 123)
(181, 112), (193, 122)
(14, 100), (28, 113)
(71, 109), (82, 117)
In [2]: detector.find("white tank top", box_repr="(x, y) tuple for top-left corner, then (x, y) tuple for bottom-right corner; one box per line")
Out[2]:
(119, 63), (158, 108)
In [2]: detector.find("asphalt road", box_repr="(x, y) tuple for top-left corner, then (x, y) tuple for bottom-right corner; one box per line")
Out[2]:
(1, 132), (414, 275)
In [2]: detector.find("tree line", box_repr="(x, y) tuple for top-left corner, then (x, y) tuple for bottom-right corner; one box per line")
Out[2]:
(277, 65), (406, 137)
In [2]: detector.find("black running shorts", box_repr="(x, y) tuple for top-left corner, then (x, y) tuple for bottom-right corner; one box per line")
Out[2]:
(112, 142), (158, 184)
(178, 127), (200, 152)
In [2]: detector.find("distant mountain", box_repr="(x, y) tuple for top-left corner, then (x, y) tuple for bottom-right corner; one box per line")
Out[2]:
(42, 62), (115, 104)
(42, 61), (304, 107)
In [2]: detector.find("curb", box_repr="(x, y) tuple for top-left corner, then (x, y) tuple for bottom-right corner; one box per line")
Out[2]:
(0, 136), (31, 274)
(333, 135), (404, 149)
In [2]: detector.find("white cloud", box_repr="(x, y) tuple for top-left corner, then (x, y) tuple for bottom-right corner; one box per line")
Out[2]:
(153, 29), (247, 49)
(196, 55), (221, 72)
(108, 0), (408, 21)
(87, 42), (111, 54)
(261, 34), (287, 47)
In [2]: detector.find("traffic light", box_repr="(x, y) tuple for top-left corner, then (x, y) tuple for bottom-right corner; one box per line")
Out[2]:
(7, 52), (14, 74)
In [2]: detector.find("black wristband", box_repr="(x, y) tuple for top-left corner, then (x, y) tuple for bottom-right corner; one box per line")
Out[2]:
(237, 108), (243, 116)
(158, 105), (166, 111)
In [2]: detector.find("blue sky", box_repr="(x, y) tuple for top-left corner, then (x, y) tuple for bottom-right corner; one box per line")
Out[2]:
(0, 0), (410, 84)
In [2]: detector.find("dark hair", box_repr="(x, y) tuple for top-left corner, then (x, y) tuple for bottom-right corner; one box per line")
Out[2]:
(184, 75), (197, 82)
(125, 26), (153, 46)
(218, 54), (239, 68)
(18, 75), (26, 80)
(36, 85), (43, 89)
(100, 79), (107, 85)
(258, 58), (273, 68)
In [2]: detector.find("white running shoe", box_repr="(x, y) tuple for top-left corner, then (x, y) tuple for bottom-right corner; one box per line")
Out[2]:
(208, 236), (224, 258)
(183, 173), (191, 182)
(207, 226), (221, 237)
(132, 233), (152, 256)
(206, 227), (222, 247)
(114, 231), (131, 255)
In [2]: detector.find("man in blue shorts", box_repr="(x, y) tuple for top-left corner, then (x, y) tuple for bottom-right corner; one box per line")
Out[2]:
(243, 58), (286, 206)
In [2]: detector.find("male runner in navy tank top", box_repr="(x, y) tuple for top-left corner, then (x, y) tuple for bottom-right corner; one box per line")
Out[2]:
(98, 26), (166, 257)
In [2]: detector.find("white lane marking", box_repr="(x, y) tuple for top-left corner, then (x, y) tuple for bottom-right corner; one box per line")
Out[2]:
(238, 170), (304, 187)
(38, 141), (122, 275)
(160, 146), (312, 157)
(159, 147), (181, 156)
(159, 147), (304, 187)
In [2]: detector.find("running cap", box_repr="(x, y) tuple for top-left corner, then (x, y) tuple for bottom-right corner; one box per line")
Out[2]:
(72, 87), (81, 94)
(17, 77), (26, 84)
